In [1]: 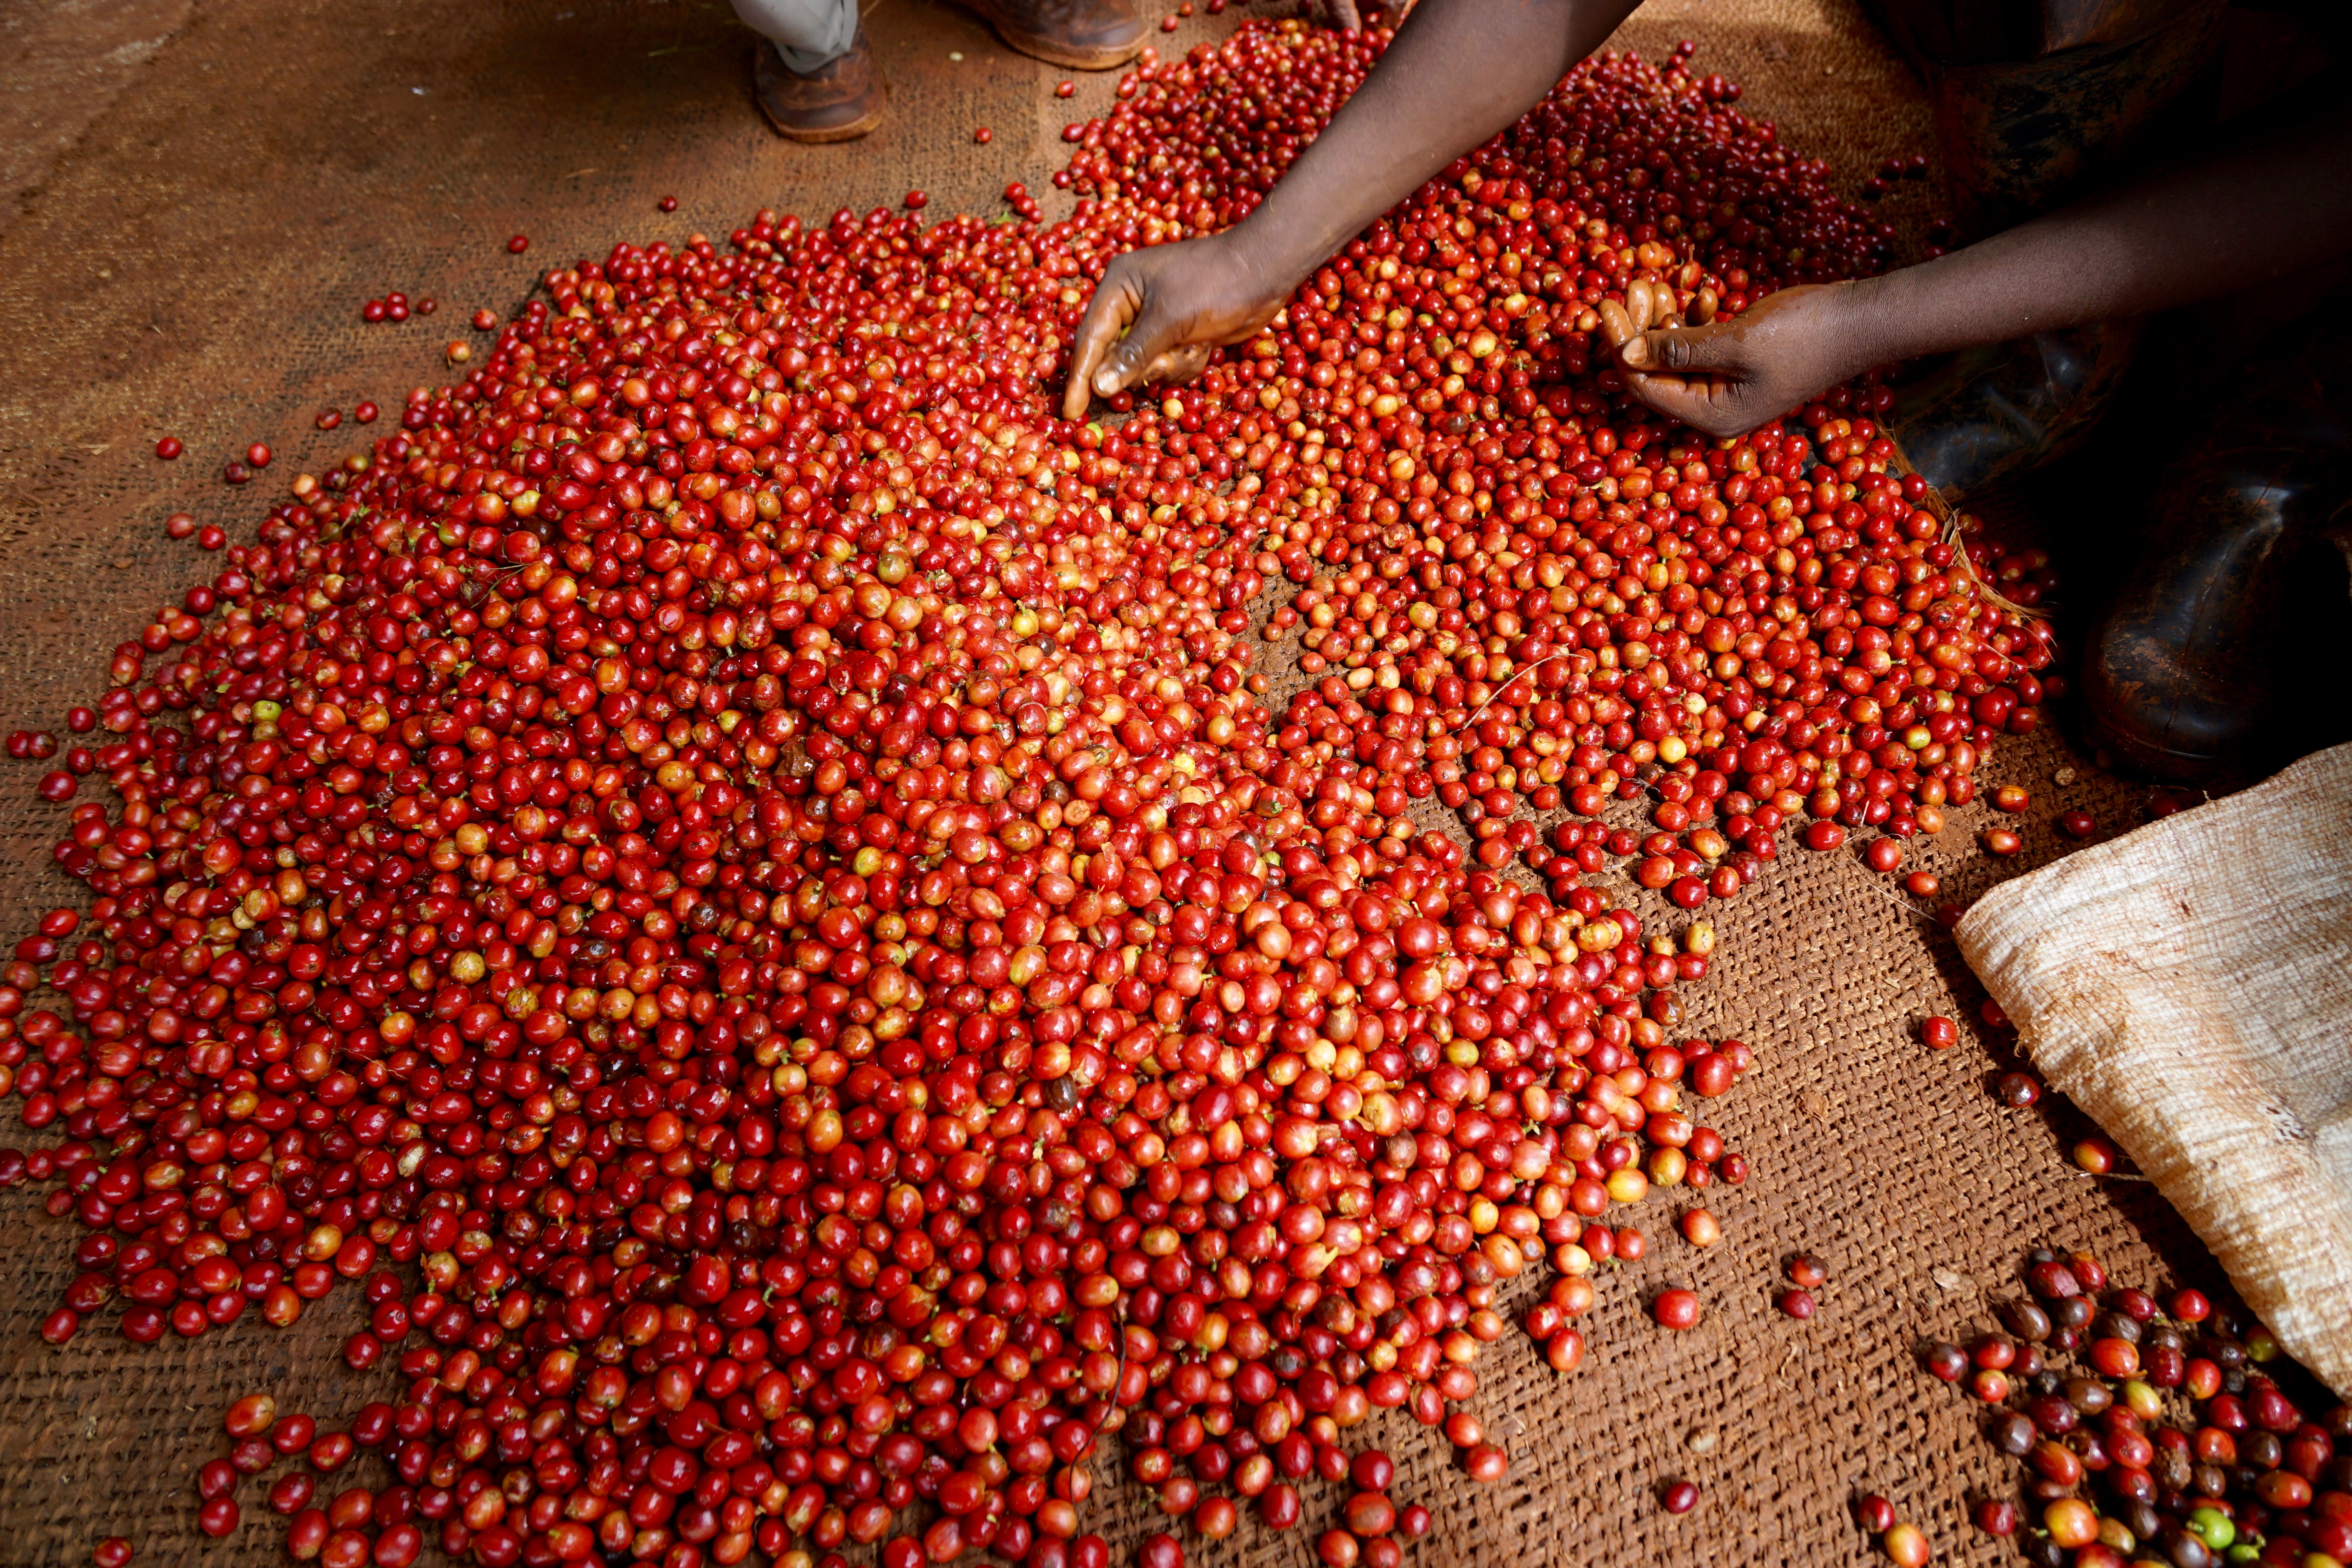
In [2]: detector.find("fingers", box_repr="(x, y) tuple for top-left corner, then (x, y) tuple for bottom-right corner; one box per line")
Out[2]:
(1064, 271), (1142, 420)
(1623, 371), (1756, 440)
(1624, 279), (1692, 334)
(1621, 369), (1703, 424)
(1092, 299), (1190, 400)
(1628, 279), (1665, 333)
(1623, 370), (1726, 436)
(1065, 245), (1274, 417)
(1062, 273), (1201, 418)
(1144, 341), (1214, 389)
(1596, 299), (1636, 352)
(1618, 321), (1741, 374)
(1327, 0), (1362, 30)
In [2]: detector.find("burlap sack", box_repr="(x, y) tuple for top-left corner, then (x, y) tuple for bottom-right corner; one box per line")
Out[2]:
(1956, 743), (2352, 1397)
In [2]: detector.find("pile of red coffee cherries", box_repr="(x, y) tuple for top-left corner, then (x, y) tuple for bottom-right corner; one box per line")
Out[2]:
(0, 20), (2067, 1568)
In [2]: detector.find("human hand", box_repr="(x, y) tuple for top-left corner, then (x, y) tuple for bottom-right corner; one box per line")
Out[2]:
(1605, 282), (1867, 439)
(1063, 233), (1290, 419)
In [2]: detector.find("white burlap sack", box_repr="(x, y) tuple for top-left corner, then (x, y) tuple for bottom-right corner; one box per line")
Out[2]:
(1956, 742), (2352, 1398)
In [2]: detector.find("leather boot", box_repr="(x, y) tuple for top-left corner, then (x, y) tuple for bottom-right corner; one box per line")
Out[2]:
(1865, 0), (2227, 497)
(1891, 318), (2140, 498)
(958, 0), (1145, 71)
(754, 29), (886, 143)
(2082, 373), (2352, 784)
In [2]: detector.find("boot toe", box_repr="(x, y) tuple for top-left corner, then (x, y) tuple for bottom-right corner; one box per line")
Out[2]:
(2080, 452), (2351, 786)
(965, 0), (1145, 70)
(2082, 612), (2249, 785)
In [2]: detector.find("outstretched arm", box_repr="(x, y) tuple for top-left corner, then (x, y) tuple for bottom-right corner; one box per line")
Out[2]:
(1062, 0), (1642, 418)
(1616, 95), (2352, 436)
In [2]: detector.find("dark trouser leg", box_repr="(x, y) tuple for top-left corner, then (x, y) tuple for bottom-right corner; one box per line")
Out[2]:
(1863, 0), (2227, 497)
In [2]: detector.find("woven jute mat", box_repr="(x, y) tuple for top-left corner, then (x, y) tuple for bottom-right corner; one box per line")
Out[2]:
(0, 1), (2232, 1564)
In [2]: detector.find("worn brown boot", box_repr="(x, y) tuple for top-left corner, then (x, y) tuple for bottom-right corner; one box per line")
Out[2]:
(959, 0), (1145, 70)
(1890, 318), (2141, 499)
(2082, 379), (2352, 784)
(753, 29), (886, 143)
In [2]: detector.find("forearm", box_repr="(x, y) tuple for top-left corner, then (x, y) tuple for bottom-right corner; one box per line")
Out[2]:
(1839, 97), (2352, 367)
(1224, 0), (1640, 296)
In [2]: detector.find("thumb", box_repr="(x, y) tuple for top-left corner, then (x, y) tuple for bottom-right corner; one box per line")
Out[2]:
(1622, 324), (1740, 374)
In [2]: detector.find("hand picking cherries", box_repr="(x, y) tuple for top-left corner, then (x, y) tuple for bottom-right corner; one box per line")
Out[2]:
(0, 21), (2070, 1568)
